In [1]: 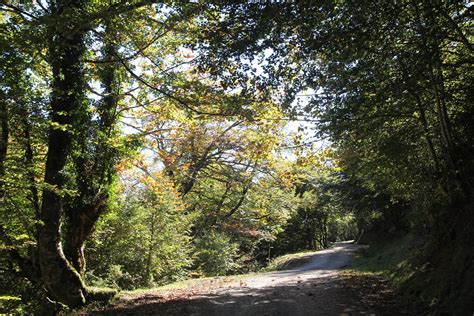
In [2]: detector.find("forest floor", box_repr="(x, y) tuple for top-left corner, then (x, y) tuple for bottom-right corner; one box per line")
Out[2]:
(86, 242), (413, 315)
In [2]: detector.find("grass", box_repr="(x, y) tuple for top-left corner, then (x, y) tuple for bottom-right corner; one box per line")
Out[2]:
(86, 287), (118, 302)
(262, 249), (321, 272)
(347, 229), (474, 313)
(121, 278), (215, 295)
(120, 276), (225, 296)
(115, 272), (259, 300)
(348, 233), (420, 285)
(343, 232), (431, 313)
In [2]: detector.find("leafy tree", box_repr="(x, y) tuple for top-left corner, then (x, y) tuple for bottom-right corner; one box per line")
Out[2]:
(86, 170), (191, 289)
(2, 0), (471, 312)
(0, 0), (204, 307)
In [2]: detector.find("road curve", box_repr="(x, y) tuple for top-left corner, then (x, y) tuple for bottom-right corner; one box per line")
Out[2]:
(95, 241), (370, 316)
(240, 241), (361, 289)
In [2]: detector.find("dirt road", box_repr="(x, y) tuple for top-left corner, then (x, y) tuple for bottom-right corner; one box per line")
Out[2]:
(241, 241), (360, 290)
(93, 242), (405, 315)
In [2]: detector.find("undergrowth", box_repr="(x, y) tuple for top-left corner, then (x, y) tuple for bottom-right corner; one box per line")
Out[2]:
(350, 228), (474, 314)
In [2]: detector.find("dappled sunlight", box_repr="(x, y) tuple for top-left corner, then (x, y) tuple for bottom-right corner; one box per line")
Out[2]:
(1, 0), (472, 314)
(92, 274), (402, 316)
(90, 243), (407, 315)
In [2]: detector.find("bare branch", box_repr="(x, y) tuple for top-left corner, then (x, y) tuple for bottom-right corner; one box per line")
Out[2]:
(0, 3), (39, 20)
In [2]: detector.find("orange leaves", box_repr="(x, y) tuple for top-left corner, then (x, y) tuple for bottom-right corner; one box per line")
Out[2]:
(222, 222), (267, 238)
(115, 159), (132, 173)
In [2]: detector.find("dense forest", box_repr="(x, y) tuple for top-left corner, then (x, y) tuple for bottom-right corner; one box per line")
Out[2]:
(0, 0), (473, 314)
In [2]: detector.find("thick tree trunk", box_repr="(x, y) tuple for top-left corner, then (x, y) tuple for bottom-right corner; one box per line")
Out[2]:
(64, 38), (119, 274)
(37, 0), (88, 307)
(64, 198), (106, 274)
(38, 114), (87, 307)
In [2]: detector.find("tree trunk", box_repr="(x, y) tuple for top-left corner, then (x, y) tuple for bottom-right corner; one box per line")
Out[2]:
(398, 58), (441, 175)
(413, 93), (441, 174)
(37, 0), (88, 307)
(0, 90), (8, 200)
(64, 36), (119, 274)
(64, 199), (107, 274)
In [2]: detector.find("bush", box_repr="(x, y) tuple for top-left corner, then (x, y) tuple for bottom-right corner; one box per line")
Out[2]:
(193, 231), (240, 276)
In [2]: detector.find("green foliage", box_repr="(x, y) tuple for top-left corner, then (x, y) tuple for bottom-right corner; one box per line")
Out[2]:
(0, 296), (22, 315)
(2, 0), (473, 312)
(0, 256), (58, 315)
(86, 178), (192, 290)
(192, 231), (240, 276)
(271, 151), (359, 256)
(194, 2), (474, 310)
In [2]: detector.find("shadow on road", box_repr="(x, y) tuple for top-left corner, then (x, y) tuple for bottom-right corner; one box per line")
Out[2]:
(93, 274), (402, 316)
(90, 243), (406, 316)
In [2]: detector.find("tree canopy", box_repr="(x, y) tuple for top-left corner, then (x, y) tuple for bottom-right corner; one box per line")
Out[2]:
(1, 0), (473, 313)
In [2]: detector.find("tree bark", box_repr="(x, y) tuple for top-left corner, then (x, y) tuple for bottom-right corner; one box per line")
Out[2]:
(63, 36), (119, 274)
(64, 198), (107, 274)
(37, 0), (88, 307)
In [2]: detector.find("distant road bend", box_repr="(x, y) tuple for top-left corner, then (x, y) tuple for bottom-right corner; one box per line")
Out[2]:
(242, 241), (361, 289)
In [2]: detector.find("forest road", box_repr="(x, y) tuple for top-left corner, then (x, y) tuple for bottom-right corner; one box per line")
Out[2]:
(93, 241), (406, 316)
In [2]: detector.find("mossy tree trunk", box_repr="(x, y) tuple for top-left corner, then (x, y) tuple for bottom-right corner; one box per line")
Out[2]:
(37, 0), (88, 307)
(63, 30), (120, 275)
